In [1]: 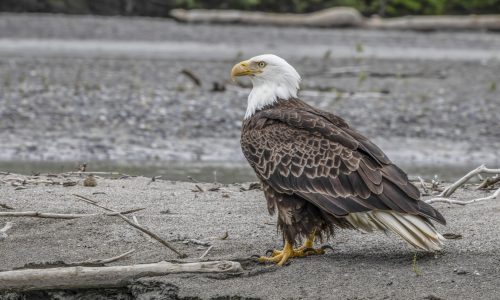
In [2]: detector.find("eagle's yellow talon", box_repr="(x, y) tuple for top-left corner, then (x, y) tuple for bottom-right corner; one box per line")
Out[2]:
(257, 233), (328, 266)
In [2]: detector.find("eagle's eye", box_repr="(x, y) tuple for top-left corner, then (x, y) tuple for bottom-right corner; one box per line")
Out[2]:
(258, 61), (267, 68)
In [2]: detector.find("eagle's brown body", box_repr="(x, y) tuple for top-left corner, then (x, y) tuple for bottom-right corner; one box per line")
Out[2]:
(241, 98), (446, 250)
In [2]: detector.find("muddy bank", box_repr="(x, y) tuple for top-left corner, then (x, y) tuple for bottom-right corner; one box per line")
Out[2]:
(0, 173), (499, 299)
(0, 14), (499, 172)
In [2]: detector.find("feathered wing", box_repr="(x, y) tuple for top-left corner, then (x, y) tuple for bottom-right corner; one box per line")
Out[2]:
(241, 99), (445, 251)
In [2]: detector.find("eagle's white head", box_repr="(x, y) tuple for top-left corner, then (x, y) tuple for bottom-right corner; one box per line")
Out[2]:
(231, 54), (301, 119)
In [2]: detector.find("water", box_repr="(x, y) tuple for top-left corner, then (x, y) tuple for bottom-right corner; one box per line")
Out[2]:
(0, 160), (476, 183)
(0, 39), (498, 61)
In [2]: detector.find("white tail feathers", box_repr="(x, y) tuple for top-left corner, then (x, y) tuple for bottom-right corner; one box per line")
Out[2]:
(345, 211), (444, 251)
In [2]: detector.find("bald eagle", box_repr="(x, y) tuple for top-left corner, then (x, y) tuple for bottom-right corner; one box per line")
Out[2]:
(231, 54), (446, 266)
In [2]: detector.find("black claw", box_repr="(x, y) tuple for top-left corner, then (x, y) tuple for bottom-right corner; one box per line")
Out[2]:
(321, 245), (334, 252)
(265, 249), (275, 256)
(250, 254), (261, 259)
(303, 247), (316, 255)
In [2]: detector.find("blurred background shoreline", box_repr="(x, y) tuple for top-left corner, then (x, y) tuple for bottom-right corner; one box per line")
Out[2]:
(1, 0), (500, 17)
(0, 12), (499, 182)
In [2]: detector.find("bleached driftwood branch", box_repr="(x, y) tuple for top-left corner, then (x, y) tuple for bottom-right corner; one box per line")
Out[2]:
(62, 171), (131, 178)
(0, 260), (242, 291)
(0, 208), (144, 219)
(0, 222), (13, 241)
(425, 165), (500, 205)
(73, 194), (186, 258)
(425, 187), (500, 205)
(439, 165), (500, 197)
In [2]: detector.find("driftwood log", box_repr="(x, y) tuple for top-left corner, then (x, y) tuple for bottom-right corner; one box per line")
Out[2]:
(0, 261), (242, 291)
(170, 7), (500, 31)
(366, 14), (500, 31)
(170, 7), (363, 27)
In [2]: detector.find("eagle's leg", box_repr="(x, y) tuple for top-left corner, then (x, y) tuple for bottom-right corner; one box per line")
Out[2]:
(259, 230), (327, 266)
(269, 230), (325, 257)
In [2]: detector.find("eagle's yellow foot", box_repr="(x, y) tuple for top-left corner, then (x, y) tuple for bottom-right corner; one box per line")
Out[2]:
(257, 238), (332, 266)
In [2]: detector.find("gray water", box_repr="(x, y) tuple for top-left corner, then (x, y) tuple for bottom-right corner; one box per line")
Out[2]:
(0, 160), (476, 183)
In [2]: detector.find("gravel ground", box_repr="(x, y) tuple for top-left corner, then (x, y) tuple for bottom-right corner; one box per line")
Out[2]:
(0, 174), (499, 299)
(0, 14), (499, 168)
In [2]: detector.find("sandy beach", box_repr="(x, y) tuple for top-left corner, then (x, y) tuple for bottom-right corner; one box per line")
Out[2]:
(0, 173), (499, 299)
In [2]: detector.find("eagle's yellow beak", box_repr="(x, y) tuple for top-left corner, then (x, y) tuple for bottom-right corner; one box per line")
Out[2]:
(231, 60), (256, 81)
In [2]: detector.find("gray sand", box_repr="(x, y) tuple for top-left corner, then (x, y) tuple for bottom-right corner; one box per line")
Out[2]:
(0, 174), (499, 299)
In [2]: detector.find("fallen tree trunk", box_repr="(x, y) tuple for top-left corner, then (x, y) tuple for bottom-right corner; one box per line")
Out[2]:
(366, 15), (500, 31)
(170, 7), (363, 27)
(170, 7), (500, 31)
(0, 261), (242, 291)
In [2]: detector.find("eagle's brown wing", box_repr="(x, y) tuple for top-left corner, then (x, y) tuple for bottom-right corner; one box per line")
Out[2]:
(241, 106), (445, 225)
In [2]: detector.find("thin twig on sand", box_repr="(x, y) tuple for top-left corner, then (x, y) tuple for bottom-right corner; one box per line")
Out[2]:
(67, 249), (136, 267)
(73, 194), (187, 258)
(417, 176), (429, 195)
(183, 239), (212, 247)
(0, 222), (14, 241)
(0, 208), (144, 219)
(199, 245), (214, 259)
(0, 203), (14, 210)
(187, 176), (199, 183)
(181, 69), (202, 86)
(476, 175), (500, 190)
(63, 171), (131, 178)
(426, 187), (500, 205)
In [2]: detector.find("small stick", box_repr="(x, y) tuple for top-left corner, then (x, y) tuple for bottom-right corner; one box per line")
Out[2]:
(199, 245), (214, 259)
(73, 194), (186, 258)
(2, 178), (25, 182)
(0, 222), (13, 241)
(0, 208), (145, 219)
(63, 172), (131, 177)
(132, 215), (151, 239)
(181, 69), (202, 86)
(147, 176), (162, 185)
(426, 187), (500, 205)
(476, 175), (500, 190)
(183, 239), (211, 246)
(68, 249), (136, 267)
(0, 203), (14, 210)
(187, 176), (198, 183)
(194, 185), (204, 192)
(412, 253), (421, 276)
(0, 222), (13, 232)
(418, 176), (429, 194)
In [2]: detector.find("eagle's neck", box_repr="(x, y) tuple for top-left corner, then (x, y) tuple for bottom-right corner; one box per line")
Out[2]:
(245, 77), (299, 119)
